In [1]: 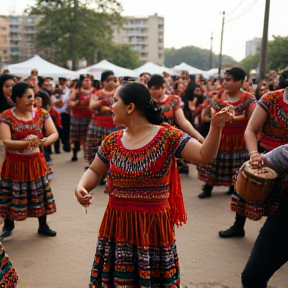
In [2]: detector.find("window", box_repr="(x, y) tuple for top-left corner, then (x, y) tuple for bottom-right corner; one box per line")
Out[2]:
(11, 47), (19, 52)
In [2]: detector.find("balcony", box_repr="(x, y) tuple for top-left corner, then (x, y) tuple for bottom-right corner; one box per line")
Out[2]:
(10, 28), (19, 33)
(10, 34), (20, 40)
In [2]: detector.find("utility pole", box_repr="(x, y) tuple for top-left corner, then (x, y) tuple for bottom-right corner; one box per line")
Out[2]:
(218, 11), (225, 77)
(72, 0), (78, 70)
(258, 0), (270, 82)
(210, 32), (213, 70)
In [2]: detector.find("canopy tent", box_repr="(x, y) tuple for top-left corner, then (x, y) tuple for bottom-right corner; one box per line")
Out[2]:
(202, 68), (221, 79)
(77, 60), (137, 79)
(172, 62), (204, 75)
(134, 62), (173, 76)
(6, 55), (76, 78)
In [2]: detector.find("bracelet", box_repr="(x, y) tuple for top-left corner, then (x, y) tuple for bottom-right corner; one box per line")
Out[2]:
(249, 151), (258, 155)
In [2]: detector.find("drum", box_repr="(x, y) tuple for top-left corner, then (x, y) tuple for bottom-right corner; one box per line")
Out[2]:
(235, 161), (278, 204)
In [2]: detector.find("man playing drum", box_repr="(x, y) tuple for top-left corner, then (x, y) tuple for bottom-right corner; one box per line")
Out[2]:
(241, 145), (288, 287)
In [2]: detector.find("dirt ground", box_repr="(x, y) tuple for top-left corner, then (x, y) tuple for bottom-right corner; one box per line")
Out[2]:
(1, 151), (288, 288)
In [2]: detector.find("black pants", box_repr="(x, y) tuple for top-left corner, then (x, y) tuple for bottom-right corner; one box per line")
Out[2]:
(241, 195), (288, 287)
(60, 113), (70, 150)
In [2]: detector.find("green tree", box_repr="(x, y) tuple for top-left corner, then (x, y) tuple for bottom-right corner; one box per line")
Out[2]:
(267, 35), (288, 71)
(164, 46), (237, 70)
(28, 0), (123, 69)
(101, 43), (141, 69)
(239, 53), (260, 74)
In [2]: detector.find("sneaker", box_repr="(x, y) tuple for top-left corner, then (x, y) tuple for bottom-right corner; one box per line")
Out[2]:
(1, 229), (12, 239)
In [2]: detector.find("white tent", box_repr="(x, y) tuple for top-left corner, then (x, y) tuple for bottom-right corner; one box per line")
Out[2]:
(172, 62), (204, 75)
(134, 62), (173, 76)
(202, 68), (220, 79)
(77, 60), (137, 79)
(6, 55), (76, 78)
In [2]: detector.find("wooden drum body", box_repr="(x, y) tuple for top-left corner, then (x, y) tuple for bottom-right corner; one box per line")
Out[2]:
(235, 161), (278, 204)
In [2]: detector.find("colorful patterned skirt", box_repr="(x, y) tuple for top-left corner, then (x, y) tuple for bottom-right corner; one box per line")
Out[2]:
(198, 133), (249, 186)
(0, 242), (18, 287)
(70, 116), (90, 145)
(85, 121), (119, 164)
(89, 206), (180, 288)
(0, 152), (56, 221)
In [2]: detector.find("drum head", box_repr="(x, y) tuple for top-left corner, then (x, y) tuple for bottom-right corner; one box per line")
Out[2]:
(242, 161), (278, 181)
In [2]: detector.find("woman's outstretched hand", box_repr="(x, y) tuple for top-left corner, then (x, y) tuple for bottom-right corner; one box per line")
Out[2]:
(75, 186), (93, 207)
(211, 106), (234, 128)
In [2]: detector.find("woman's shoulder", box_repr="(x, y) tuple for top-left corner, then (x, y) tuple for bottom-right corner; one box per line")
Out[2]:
(0, 108), (13, 123)
(241, 91), (256, 100)
(102, 129), (123, 145)
(261, 89), (283, 101)
(159, 124), (188, 139)
(0, 108), (12, 118)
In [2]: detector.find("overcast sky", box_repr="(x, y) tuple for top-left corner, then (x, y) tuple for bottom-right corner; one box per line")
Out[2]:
(1, 0), (287, 61)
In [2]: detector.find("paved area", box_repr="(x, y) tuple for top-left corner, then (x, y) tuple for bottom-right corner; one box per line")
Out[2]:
(2, 151), (288, 288)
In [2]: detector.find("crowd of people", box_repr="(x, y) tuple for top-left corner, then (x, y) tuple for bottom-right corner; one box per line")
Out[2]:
(0, 64), (287, 287)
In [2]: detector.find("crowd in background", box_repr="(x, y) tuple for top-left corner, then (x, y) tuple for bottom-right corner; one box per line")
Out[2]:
(0, 65), (288, 288)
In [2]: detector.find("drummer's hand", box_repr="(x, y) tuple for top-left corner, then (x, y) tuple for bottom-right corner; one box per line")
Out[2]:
(249, 154), (266, 169)
(75, 186), (93, 207)
(211, 106), (234, 128)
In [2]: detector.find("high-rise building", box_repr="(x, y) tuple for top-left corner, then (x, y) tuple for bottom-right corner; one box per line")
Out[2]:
(245, 37), (262, 58)
(0, 15), (11, 64)
(112, 13), (164, 65)
(0, 14), (41, 64)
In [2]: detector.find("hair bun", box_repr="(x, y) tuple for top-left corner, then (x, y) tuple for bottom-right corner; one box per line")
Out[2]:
(147, 99), (161, 112)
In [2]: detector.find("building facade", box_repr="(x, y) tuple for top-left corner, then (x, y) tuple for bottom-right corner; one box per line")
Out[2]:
(0, 14), (41, 64)
(0, 15), (10, 64)
(245, 37), (262, 58)
(113, 14), (164, 65)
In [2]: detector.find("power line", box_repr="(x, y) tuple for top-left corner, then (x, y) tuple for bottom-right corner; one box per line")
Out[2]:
(226, 0), (248, 16)
(226, 0), (259, 24)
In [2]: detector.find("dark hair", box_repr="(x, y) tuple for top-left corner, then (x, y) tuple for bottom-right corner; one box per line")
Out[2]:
(101, 70), (114, 82)
(11, 82), (34, 103)
(117, 82), (163, 125)
(147, 74), (165, 89)
(35, 90), (51, 110)
(0, 74), (15, 113)
(279, 69), (288, 89)
(226, 67), (246, 82)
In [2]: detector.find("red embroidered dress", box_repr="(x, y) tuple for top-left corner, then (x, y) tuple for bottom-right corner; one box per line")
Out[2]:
(258, 89), (288, 150)
(0, 242), (18, 287)
(85, 90), (117, 164)
(89, 126), (190, 288)
(198, 92), (256, 186)
(70, 89), (94, 145)
(0, 108), (56, 221)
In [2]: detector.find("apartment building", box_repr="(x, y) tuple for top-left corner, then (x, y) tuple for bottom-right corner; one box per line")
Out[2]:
(113, 13), (164, 65)
(245, 37), (262, 58)
(0, 14), (40, 64)
(0, 15), (10, 63)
